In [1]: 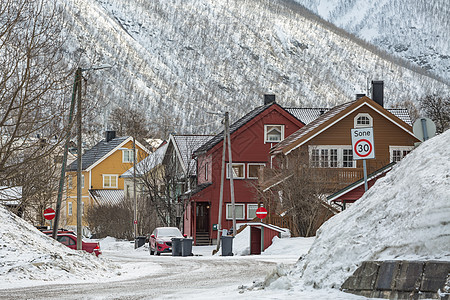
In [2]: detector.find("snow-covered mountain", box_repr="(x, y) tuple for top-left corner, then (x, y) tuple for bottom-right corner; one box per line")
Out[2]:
(293, 0), (450, 82)
(59, 0), (450, 136)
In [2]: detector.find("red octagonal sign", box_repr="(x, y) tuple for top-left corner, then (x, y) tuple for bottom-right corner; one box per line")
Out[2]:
(44, 208), (55, 220)
(255, 207), (268, 219)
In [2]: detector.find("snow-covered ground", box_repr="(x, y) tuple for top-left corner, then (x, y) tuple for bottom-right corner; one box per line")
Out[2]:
(263, 129), (450, 292)
(1, 130), (448, 299)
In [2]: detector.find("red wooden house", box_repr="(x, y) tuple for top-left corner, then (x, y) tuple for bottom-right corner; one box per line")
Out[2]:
(185, 95), (304, 245)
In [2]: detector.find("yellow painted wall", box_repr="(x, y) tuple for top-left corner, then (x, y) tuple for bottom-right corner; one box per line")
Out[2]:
(64, 139), (148, 227)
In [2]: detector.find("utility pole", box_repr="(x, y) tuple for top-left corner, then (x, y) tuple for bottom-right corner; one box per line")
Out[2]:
(52, 70), (79, 240)
(76, 67), (83, 251)
(226, 112), (236, 236)
(133, 136), (137, 245)
(215, 112), (228, 253)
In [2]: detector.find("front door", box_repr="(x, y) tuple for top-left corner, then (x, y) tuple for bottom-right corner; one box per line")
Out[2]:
(196, 202), (210, 233)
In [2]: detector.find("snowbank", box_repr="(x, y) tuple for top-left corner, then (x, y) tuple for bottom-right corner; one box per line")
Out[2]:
(0, 206), (120, 288)
(275, 130), (450, 289)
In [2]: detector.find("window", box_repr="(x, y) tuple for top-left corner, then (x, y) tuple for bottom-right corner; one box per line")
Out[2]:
(226, 163), (245, 179)
(226, 203), (245, 220)
(343, 149), (354, 168)
(247, 163), (265, 179)
(354, 113), (373, 128)
(247, 204), (259, 219)
(122, 149), (136, 163)
(389, 146), (413, 162)
(309, 146), (355, 168)
(68, 202), (72, 216)
(264, 125), (284, 143)
(67, 176), (73, 190)
(103, 174), (118, 188)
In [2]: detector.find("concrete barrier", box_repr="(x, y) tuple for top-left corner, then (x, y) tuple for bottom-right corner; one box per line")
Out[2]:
(341, 260), (450, 299)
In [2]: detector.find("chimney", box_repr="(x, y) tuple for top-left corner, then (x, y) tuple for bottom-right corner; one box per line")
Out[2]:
(264, 94), (276, 105)
(105, 130), (116, 142)
(356, 93), (366, 100)
(371, 81), (384, 107)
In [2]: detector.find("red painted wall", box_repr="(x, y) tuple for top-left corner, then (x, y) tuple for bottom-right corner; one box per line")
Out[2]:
(190, 104), (303, 242)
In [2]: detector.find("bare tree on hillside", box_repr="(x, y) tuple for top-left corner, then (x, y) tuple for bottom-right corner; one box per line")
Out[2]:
(0, 0), (71, 220)
(420, 94), (450, 134)
(108, 106), (153, 144)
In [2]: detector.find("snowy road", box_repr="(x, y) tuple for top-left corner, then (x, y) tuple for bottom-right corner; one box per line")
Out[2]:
(0, 248), (288, 299)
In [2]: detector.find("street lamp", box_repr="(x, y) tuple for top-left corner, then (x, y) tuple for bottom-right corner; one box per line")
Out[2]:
(53, 64), (112, 250)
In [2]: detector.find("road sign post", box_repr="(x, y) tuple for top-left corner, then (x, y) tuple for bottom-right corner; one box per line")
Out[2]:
(351, 128), (375, 192)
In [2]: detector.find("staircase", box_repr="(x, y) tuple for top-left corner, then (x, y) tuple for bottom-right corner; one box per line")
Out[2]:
(195, 232), (211, 245)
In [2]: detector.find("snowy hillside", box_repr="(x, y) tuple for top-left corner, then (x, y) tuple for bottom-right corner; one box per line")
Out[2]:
(271, 129), (450, 290)
(293, 0), (450, 82)
(57, 0), (449, 137)
(0, 205), (119, 286)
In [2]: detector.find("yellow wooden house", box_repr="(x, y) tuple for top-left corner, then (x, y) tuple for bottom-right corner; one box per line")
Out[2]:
(64, 131), (150, 232)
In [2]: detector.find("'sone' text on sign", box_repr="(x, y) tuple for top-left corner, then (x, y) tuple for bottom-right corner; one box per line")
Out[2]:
(351, 128), (375, 160)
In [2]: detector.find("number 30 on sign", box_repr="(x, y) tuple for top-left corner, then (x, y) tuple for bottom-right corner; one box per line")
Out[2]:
(351, 128), (375, 160)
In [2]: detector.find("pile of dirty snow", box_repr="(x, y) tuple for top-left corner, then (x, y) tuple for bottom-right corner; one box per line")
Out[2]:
(272, 130), (450, 290)
(0, 206), (120, 288)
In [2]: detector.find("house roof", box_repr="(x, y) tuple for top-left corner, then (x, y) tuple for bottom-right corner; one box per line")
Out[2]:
(89, 189), (125, 206)
(121, 143), (168, 178)
(171, 135), (215, 175)
(67, 136), (150, 172)
(286, 107), (412, 126)
(326, 162), (396, 202)
(67, 136), (129, 171)
(271, 97), (416, 155)
(193, 102), (302, 156)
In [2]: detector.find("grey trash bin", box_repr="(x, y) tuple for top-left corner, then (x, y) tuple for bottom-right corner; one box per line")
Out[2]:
(221, 235), (234, 256)
(135, 236), (146, 249)
(181, 238), (193, 257)
(171, 238), (182, 256)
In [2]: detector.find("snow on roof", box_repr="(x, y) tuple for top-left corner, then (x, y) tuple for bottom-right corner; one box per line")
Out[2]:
(121, 143), (168, 178)
(276, 129), (450, 289)
(89, 189), (125, 206)
(0, 186), (22, 205)
(172, 135), (214, 175)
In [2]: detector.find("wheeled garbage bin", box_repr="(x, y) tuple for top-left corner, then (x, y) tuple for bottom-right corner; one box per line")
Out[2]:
(221, 235), (234, 256)
(181, 238), (193, 257)
(135, 236), (146, 249)
(171, 238), (182, 256)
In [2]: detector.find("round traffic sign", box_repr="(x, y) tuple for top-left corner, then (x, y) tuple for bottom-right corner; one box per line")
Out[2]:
(44, 208), (56, 220)
(255, 207), (268, 219)
(354, 139), (373, 158)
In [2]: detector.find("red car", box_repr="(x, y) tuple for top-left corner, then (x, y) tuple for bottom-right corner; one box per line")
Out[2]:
(149, 227), (185, 255)
(42, 230), (101, 256)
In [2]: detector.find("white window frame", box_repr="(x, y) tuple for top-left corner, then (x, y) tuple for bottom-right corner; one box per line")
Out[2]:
(81, 174), (84, 189)
(354, 113), (373, 128)
(389, 146), (413, 162)
(264, 125), (285, 143)
(226, 203), (245, 220)
(68, 202), (72, 216)
(103, 174), (118, 188)
(309, 146), (356, 168)
(247, 163), (266, 179)
(122, 149), (137, 163)
(247, 204), (259, 220)
(226, 163), (245, 179)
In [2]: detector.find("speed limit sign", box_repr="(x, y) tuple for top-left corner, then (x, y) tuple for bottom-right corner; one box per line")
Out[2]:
(351, 128), (375, 160)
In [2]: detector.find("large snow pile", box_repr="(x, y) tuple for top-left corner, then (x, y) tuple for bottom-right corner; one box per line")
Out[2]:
(0, 206), (120, 288)
(274, 130), (450, 290)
